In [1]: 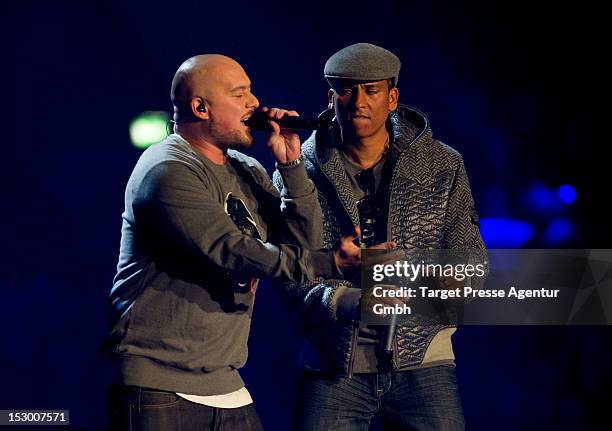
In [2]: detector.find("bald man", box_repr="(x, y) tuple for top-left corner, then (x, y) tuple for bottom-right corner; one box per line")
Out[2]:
(107, 55), (361, 430)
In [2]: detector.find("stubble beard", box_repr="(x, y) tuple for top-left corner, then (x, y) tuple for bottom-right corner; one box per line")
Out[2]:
(209, 119), (253, 151)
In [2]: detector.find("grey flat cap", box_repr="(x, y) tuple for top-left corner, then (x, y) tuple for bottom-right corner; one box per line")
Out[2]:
(324, 43), (401, 85)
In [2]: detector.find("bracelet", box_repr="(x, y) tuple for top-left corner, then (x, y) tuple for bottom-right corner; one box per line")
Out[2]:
(276, 156), (302, 168)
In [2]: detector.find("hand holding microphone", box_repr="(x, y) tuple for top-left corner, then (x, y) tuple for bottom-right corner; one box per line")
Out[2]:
(254, 107), (303, 165)
(243, 107), (326, 164)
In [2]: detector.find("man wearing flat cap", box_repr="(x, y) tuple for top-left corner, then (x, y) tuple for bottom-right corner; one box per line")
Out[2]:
(274, 43), (485, 430)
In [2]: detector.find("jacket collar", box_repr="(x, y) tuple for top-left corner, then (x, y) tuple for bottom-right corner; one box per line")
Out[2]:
(305, 105), (430, 227)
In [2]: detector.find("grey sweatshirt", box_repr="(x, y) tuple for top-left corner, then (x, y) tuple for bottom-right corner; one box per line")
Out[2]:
(108, 134), (339, 395)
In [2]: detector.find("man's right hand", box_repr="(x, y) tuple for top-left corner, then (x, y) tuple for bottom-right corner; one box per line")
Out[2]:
(334, 228), (362, 270)
(333, 227), (397, 270)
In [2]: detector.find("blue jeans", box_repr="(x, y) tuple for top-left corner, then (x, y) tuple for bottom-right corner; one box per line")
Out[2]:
(297, 365), (464, 431)
(107, 385), (264, 431)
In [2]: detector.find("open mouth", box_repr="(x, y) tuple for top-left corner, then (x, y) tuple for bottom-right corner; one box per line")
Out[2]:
(241, 112), (255, 123)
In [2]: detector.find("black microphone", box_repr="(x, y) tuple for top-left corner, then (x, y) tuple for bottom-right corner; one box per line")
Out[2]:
(380, 314), (398, 354)
(242, 111), (323, 131)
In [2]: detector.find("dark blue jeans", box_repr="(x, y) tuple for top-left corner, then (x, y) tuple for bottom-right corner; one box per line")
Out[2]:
(107, 385), (264, 431)
(297, 365), (464, 431)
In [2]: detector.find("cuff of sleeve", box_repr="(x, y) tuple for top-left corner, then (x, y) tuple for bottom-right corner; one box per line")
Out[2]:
(277, 163), (314, 197)
(334, 286), (362, 321)
(307, 249), (343, 279)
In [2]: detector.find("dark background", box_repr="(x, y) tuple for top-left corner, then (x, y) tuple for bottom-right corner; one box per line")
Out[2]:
(4, 0), (610, 429)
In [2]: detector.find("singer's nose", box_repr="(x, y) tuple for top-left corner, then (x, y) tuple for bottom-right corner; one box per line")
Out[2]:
(247, 91), (259, 110)
(353, 86), (366, 109)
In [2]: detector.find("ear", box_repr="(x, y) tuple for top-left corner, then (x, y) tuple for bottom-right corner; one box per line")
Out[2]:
(388, 87), (399, 112)
(327, 89), (335, 109)
(191, 97), (209, 120)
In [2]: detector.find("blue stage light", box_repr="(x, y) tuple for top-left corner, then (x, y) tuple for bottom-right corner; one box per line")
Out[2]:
(558, 185), (577, 205)
(543, 218), (575, 246)
(527, 183), (558, 212)
(480, 218), (536, 248)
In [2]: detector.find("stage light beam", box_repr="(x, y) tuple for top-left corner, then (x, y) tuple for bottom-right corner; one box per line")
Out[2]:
(129, 111), (170, 149)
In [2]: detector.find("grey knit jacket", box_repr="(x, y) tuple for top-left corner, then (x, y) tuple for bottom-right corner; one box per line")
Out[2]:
(273, 104), (486, 376)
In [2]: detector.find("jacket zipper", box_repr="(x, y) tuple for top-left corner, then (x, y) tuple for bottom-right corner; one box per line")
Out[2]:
(385, 110), (429, 371)
(347, 324), (359, 378)
(393, 330), (400, 369)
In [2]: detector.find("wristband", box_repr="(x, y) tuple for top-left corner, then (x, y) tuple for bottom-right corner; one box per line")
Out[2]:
(276, 156), (303, 168)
